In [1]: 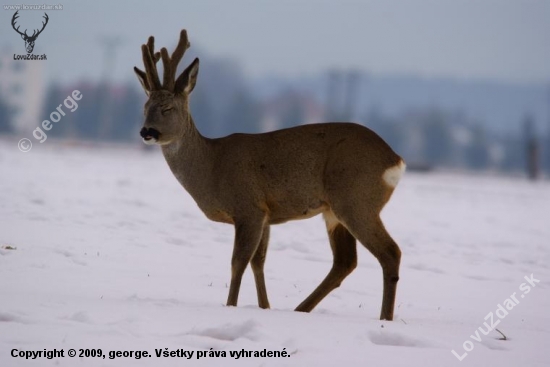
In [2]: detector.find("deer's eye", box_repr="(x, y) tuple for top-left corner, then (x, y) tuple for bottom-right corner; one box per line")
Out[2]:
(161, 107), (173, 116)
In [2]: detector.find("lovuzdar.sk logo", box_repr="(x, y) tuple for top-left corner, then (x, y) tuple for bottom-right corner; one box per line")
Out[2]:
(11, 10), (48, 60)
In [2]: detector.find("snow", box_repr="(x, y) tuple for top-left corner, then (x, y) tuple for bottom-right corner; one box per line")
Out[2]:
(1, 138), (549, 366)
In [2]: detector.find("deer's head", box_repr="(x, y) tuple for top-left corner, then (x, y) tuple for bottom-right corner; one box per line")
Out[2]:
(134, 30), (199, 145)
(12, 11), (49, 54)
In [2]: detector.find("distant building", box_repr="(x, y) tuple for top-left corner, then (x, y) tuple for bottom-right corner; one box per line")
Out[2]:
(0, 47), (45, 133)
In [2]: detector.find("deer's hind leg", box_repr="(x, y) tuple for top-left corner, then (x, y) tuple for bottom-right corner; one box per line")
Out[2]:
(336, 209), (401, 321)
(295, 211), (357, 312)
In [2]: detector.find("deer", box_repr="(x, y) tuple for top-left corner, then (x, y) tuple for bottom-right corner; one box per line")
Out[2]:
(134, 30), (406, 321)
(11, 11), (49, 54)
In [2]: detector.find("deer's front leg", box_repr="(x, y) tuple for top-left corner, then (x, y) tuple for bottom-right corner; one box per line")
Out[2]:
(226, 215), (266, 307)
(251, 225), (270, 309)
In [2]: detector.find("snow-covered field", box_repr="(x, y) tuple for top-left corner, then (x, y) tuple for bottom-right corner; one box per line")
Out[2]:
(1, 138), (549, 366)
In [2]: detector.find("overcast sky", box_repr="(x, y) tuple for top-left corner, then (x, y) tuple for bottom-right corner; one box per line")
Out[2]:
(2, 0), (549, 85)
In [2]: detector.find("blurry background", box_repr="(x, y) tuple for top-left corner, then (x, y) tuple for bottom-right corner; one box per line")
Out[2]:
(1, 0), (549, 177)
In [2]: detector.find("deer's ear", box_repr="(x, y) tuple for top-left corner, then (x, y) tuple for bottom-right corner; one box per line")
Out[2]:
(175, 58), (199, 95)
(20, 34), (26, 40)
(134, 67), (150, 96)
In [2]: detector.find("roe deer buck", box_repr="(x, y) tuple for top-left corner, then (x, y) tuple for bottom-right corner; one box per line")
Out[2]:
(134, 30), (405, 320)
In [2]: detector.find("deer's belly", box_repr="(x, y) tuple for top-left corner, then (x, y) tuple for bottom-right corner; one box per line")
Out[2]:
(266, 199), (328, 225)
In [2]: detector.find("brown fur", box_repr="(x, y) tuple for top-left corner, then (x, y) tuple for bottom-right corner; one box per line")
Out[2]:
(134, 30), (405, 320)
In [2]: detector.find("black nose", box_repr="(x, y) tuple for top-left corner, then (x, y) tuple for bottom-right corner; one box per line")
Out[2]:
(139, 127), (148, 138)
(140, 127), (160, 140)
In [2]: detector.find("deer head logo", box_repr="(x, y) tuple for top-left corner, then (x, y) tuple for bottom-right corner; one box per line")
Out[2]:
(11, 11), (49, 54)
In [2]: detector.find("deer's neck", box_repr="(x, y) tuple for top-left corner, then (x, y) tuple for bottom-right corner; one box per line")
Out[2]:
(161, 114), (215, 199)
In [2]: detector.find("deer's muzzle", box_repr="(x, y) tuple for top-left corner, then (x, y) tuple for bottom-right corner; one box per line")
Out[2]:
(140, 127), (160, 143)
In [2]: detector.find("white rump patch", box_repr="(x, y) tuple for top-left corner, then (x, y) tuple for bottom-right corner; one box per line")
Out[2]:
(382, 160), (406, 188)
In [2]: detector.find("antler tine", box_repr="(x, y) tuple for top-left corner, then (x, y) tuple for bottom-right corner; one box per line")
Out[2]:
(39, 13), (48, 30)
(159, 30), (190, 91)
(31, 12), (49, 39)
(146, 36), (161, 62)
(11, 11), (26, 36)
(140, 36), (162, 91)
(160, 48), (173, 90)
(146, 36), (154, 55)
(141, 44), (162, 91)
(171, 30), (190, 69)
(170, 30), (191, 89)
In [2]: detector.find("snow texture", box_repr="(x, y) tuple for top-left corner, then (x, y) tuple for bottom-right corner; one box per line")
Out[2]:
(1, 140), (549, 366)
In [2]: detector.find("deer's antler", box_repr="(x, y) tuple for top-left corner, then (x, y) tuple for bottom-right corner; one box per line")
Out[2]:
(160, 30), (190, 91)
(140, 36), (162, 91)
(30, 13), (49, 39)
(136, 30), (190, 92)
(11, 11), (26, 37)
